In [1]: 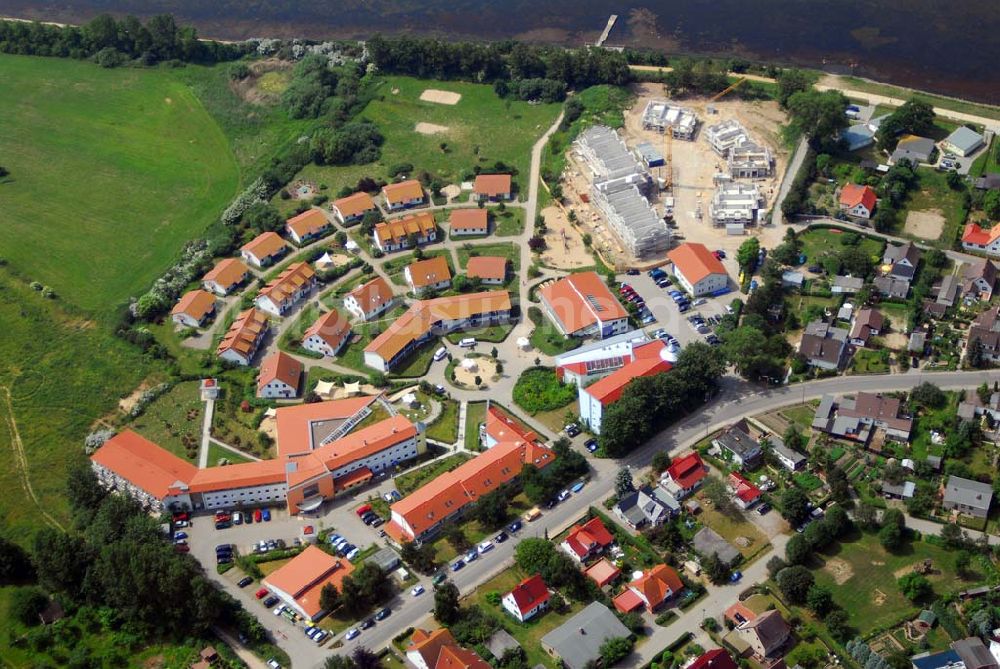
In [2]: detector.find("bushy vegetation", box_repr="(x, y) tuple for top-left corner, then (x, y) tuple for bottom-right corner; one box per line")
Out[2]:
(512, 367), (577, 413)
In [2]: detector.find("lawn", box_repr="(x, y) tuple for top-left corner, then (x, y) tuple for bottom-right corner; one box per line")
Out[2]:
(691, 495), (769, 558)
(899, 168), (970, 248)
(464, 401), (487, 451)
(528, 307), (581, 356)
(851, 348), (891, 374)
(970, 137), (999, 178)
(0, 55), (240, 314)
(493, 208), (526, 237)
(513, 367), (577, 414)
(793, 472), (824, 491)
(395, 453), (473, 496)
(456, 242), (522, 270)
(782, 403), (819, 433)
(797, 227), (885, 271)
(129, 381), (205, 461)
(425, 399), (460, 444)
(285, 75), (560, 201)
(207, 442), (254, 465)
(810, 531), (974, 633)
(444, 323), (514, 344)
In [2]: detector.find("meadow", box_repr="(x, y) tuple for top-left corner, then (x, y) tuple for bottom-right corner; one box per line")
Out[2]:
(0, 55), (241, 314)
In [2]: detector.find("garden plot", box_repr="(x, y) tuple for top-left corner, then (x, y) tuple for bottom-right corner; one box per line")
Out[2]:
(903, 209), (946, 240)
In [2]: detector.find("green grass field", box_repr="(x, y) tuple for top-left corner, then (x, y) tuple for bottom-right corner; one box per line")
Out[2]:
(282, 75), (560, 202)
(798, 227), (885, 270)
(425, 399), (460, 444)
(851, 348), (891, 374)
(899, 168), (970, 248)
(0, 55), (240, 313)
(129, 381), (204, 461)
(395, 453), (472, 495)
(464, 401), (487, 451)
(456, 242), (522, 270)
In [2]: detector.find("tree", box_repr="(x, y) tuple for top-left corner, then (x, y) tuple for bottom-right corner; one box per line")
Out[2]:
(352, 648), (380, 669)
(736, 237), (761, 273)
(940, 522), (965, 548)
(600, 637), (634, 666)
(804, 519), (834, 549)
(897, 572), (932, 602)
(776, 565), (815, 604)
(515, 538), (556, 575)
(324, 656), (356, 669)
(32, 528), (91, 599)
(968, 337), (986, 369)
(651, 451), (672, 473)
(825, 505), (851, 537)
(955, 550), (973, 578)
(878, 522), (904, 550)
(703, 478), (739, 518)
(434, 581), (461, 624)
(855, 502), (879, 531)
(826, 609), (852, 643)
(474, 489), (510, 530)
(615, 467), (635, 499)
(444, 524), (470, 553)
(806, 584), (835, 616)
(320, 583), (340, 612)
(910, 382), (946, 409)
(780, 487), (811, 526)
(0, 536), (34, 584)
(777, 69), (811, 108)
(528, 235), (546, 251)
(702, 552), (730, 584)
(786, 89), (850, 151)
(783, 425), (806, 452)
(767, 555), (788, 578)
(984, 190), (1000, 221)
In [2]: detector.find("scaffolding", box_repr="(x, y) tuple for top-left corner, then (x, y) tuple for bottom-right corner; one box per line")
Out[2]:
(641, 100), (698, 139)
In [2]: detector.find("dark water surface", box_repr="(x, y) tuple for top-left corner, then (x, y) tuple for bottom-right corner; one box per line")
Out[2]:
(2, 0), (999, 103)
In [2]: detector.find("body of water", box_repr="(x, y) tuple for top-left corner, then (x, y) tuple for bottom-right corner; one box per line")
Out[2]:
(2, 0), (999, 103)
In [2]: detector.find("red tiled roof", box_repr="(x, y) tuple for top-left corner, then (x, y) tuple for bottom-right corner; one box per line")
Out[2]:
(333, 192), (376, 218)
(483, 404), (540, 447)
(631, 564), (683, 609)
(466, 256), (509, 282)
(582, 341), (671, 405)
(473, 174), (512, 197)
(202, 258), (249, 290)
(171, 289), (216, 321)
(274, 396), (379, 456)
(241, 231), (287, 260)
(382, 180), (425, 205)
(263, 546), (354, 619)
(375, 212), (435, 245)
(613, 589), (645, 613)
(728, 472), (762, 504)
(90, 430), (197, 499)
(257, 351), (303, 393)
(304, 308), (351, 352)
(286, 209), (330, 239)
(187, 459), (287, 493)
(538, 271), (628, 334)
(963, 222), (1000, 246)
(407, 255), (452, 288)
(665, 452), (708, 489)
(450, 208), (488, 231)
(584, 558), (622, 587)
(563, 517), (614, 559)
(668, 243), (727, 285)
(347, 276), (394, 314)
(217, 308), (269, 359)
(507, 574), (549, 615)
(688, 649), (739, 669)
(258, 262), (315, 305)
(839, 183), (877, 211)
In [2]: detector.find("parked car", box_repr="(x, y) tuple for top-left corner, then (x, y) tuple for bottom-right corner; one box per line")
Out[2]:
(345, 628), (361, 641)
(238, 576), (253, 588)
(355, 504), (372, 517)
(174, 519), (190, 528)
(557, 489), (571, 502)
(263, 596), (279, 607)
(626, 268), (640, 275)
(233, 511), (243, 525)
(571, 481), (586, 493)
(267, 660), (281, 669)
(173, 512), (189, 522)
(585, 438), (599, 453)
(411, 585), (425, 597)
(174, 531), (188, 540)
(563, 423), (580, 437)
(346, 548), (360, 561)
(756, 503), (771, 515)
(432, 573), (448, 586)
(464, 550), (478, 562)
(244, 511), (253, 525)
(253, 509), (262, 523)
(360, 618), (375, 630)
(255, 587), (269, 599)
(451, 559), (465, 572)
(508, 520), (523, 533)
(313, 630), (327, 643)
(494, 531), (508, 543)
(375, 607), (391, 621)
(478, 540), (494, 554)
(261, 508), (271, 522)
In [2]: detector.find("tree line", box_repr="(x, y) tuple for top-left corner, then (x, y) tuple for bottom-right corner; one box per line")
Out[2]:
(0, 15), (248, 66)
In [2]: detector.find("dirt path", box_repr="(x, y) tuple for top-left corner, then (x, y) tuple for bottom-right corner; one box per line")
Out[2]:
(1, 385), (64, 530)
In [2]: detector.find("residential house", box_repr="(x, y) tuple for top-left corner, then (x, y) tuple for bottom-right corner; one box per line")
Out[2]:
(692, 527), (740, 565)
(839, 183), (877, 219)
(936, 275), (960, 307)
(466, 256), (509, 285)
(171, 290), (216, 328)
(850, 308), (885, 347)
(736, 609), (791, 660)
(343, 276), (395, 322)
(560, 517), (615, 564)
(382, 180), (425, 211)
(240, 231), (288, 268)
(302, 309), (351, 357)
(881, 481), (916, 500)
(285, 209), (332, 245)
(812, 392), (913, 443)
(769, 437), (806, 471)
(687, 650), (738, 669)
(373, 212), (437, 253)
(832, 275), (864, 295)
(449, 209), (489, 236)
(614, 485), (675, 529)
(951, 637), (998, 669)
(781, 271), (804, 290)
(406, 628), (491, 669)
(728, 472), (762, 509)
(540, 602), (631, 669)
(875, 276), (912, 299)
(660, 452), (708, 500)
(941, 127), (985, 157)
(255, 262), (316, 317)
(911, 650), (964, 669)
(614, 564), (684, 613)
(202, 258), (250, 296)
(217, 308), (269, 365)
(713, 420), (763, 469)
(963, 222), (1000, 257)
(473, 174), (513, 201)
(331, 192), (377, 225)
(501, 574), (550, 623)
(962, 260), (997, 301)
(257, 351), (303, 399)
(667, 243), (730, 297)
(799, 321), (849, 370)
(909, 330), (928, 356)
(942, 476), (994, 520)
(885, 241), (921, 278)
(890, 135), (936, 164)
(539, 271), (630, 339)
(405, 256), (452, 295)
(968, 306), (1000, 363)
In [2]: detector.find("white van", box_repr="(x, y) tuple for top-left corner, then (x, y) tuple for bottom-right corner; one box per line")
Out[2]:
(433, 346), (448, 362)
(459, 338), (476, 348)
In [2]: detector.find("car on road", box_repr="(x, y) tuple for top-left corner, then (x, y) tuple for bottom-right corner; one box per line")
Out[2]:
(494, 531), (507, 543)
(756, 503), (771, 515)
(730, 571), (743, 582)
(465, 550), (478, 562)
(478, 540), (494, 554)
(375, 607), (391, 621)
(432, 573), (448, 586)
(345, 628), (361, 641)
(508, 520), (523, 533)
(238, 576), (253, 588)
(557, 489), (571, 502)
(360, 618), (375, 630)
(451, 559), (465, 572)
(261, 508), (271, 522)
(571, 481), (586, 493)
(411, 585), (425, 597)
(256, 588), (269, 599)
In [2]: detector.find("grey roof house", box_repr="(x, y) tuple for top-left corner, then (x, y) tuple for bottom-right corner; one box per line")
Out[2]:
(942, 476), (994, 519)
(890, 136), (935, 164)
(883, 242), (921, 280)
(832, 275), (864, 294)
(951, 637), (998, 669)
(936, 275), (960, 307)
(769, 436), (806, 471)
(874, 275), (912, 299)
(614, 485), (676, 529)
(799, 321), (849, 370)
(963, 260), (997, 301)
(713, 419), (763, 469)
(693, 527), (740, 565)
(941, 127), (985, 157)
(881, 480), (916, 499)
(541, 602), (631, 669)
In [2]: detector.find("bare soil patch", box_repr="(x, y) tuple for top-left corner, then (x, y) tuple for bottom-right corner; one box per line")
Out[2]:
(229, 58), (292, 105)
(882, 332), (909, 350)
(440, 184), (462, 202)
(118, 381), (152, 413)
(539, 206), (594, 269)
(415, 122), (450, 135)
(823, 557), (855, 585)
(454, 357), (499, 387)
(420, 89), (462, 105)
(903, 209), (945, 240)
(873, 588), (887, 606)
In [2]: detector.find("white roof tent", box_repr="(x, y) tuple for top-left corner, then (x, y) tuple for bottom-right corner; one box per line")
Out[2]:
(641, 100), (698, 139)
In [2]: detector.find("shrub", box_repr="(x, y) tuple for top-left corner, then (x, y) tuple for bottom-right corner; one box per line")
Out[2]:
(512, 367), (577, 413)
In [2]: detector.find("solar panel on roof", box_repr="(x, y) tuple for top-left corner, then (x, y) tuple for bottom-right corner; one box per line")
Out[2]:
(584, 356), (624, 373)
(585, 294), (606, 312)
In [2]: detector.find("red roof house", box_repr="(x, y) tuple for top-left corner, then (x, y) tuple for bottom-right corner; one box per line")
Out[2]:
(501, 574), (550, 622)
(687, 649), (739, 669)
(623, 564), (684, 612)
(662, 452), (708, 499)
(584, 559), (622, 588)
(560, 517), (615, 563)
(728, 472), (762, 509)
(839, 184), (877, 219)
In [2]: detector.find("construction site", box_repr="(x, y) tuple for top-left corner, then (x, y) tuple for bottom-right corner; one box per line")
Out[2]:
(554, 81), (792, 270)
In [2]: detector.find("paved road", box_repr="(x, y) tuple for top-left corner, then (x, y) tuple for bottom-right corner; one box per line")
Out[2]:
(772, 137), (809, 227)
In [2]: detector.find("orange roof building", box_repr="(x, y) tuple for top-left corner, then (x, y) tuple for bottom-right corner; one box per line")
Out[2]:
(285, 209), (332, 244)
(202, 258), (250, 296)
(344, 276), (396, 322)
(584, 559), (622, 588)
(481, 404), (541, 450)
(257, 351), (303, 399)
(240, 231), (288, 267)
(374, 212), (437, 253)
(962, 222), (1000, 255)
(538, 271), (629, 339)
(473, 174), (513, 200)
(302, 308), (352, 358)
(217, 307), (269, 365)
(363, 291), (512, 372)
(579, 340), (672, 435)
(449, 209), (489, 236)
(839, 183), (877, 219)
(466, 256), (509, 285)
(263, 545), (355, 620)
(405, 255), (452, 293)
(667, 243), (729, 297)
(170, 289), (217, 328)
(382, 180), (426, 210)
(90, 430), (198, 509)
(331, 191), (377, 223)
(406, 629), (491, 669)
(625, 564), (684, 612)
(255, 262), (317, 317)
(388, 435), (555, 542)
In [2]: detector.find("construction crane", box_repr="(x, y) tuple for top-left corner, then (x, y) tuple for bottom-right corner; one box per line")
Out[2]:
(709, 77), (747, 103)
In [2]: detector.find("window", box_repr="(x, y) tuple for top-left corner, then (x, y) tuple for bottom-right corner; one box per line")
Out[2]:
(303, 484), (320, 498)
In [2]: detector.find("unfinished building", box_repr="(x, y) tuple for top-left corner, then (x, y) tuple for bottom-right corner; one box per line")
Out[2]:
(728, 142), (774, 179)
(641, 101), (698, 140)
(709, 179), (764, 232)
(575, 126), (668, 258)
(705, 119), (749, 156)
